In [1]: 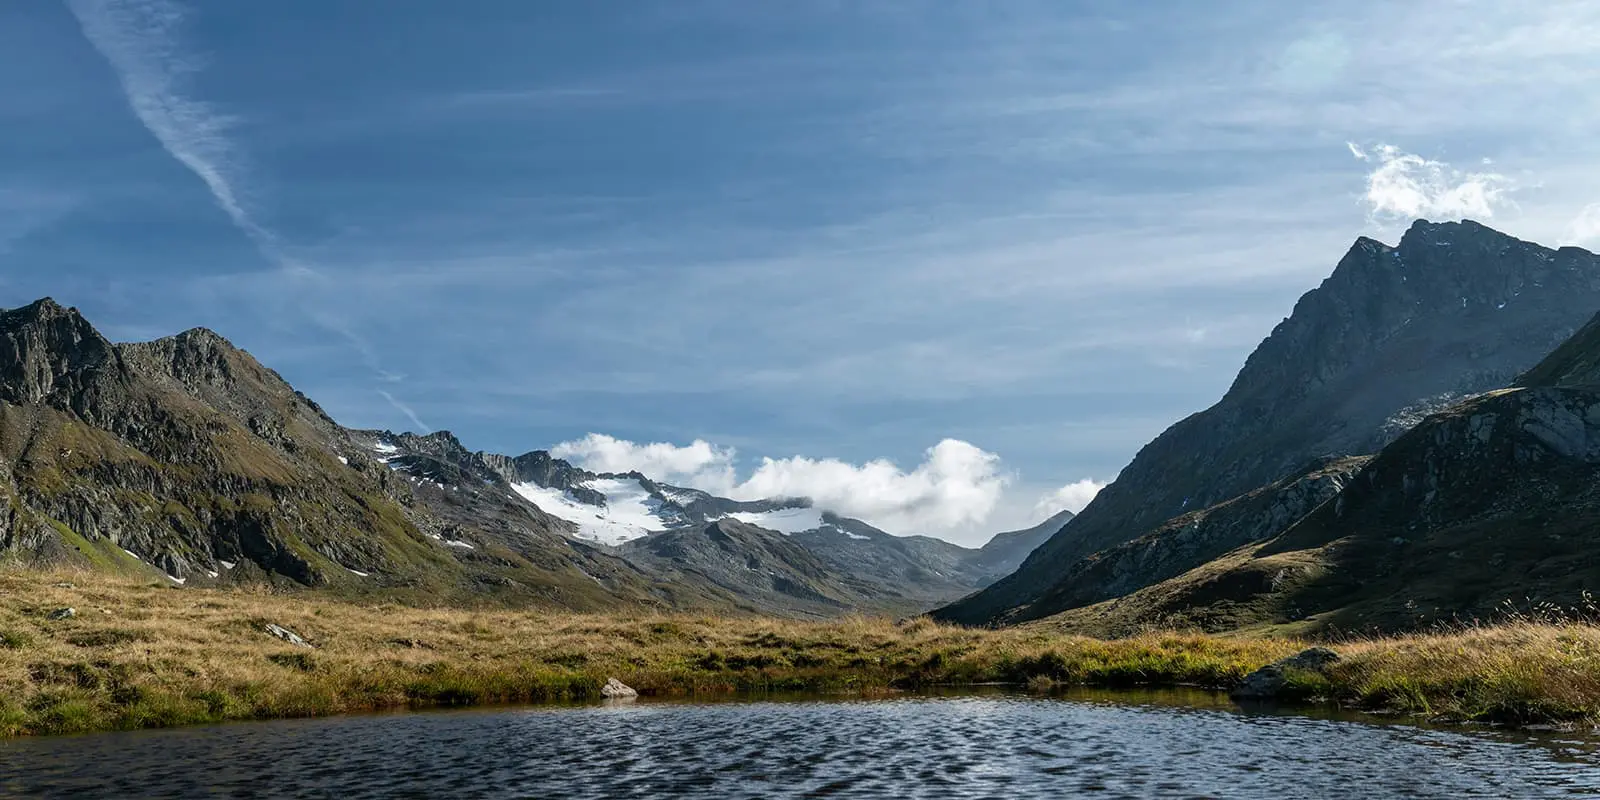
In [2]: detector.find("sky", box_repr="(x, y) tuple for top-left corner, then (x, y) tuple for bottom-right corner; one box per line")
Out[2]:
(3, 1), (1599, 545)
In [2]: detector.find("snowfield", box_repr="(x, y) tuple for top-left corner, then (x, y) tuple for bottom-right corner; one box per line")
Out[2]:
(510, 478), (677, 545)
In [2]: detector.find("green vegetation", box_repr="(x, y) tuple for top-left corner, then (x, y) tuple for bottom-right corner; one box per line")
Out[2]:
(0, 569), (1597, 737)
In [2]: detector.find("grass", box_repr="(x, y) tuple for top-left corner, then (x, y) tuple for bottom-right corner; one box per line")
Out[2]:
(0, 569), (1597, 737)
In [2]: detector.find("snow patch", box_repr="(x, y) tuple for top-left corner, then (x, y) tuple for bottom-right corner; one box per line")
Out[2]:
(374, 442), (399, 455)
(337, 456), (349, 465)
(347, 568), (369, 577)
(121, 548), (142, 561)
(166, 575), (186, 585)
(510, 478), (677, 545)
(726, 507), (826, 534)
(444, 540), (475, 550)
(206, 570), (219, 579)
(218, 560), (236, 570)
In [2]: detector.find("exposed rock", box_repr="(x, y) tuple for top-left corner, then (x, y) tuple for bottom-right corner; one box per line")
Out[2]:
(264, 623), (312, 648)
(601, 677), (637, 698)
(46, 607), (75, 620)
(1232, 648), (1340, 700)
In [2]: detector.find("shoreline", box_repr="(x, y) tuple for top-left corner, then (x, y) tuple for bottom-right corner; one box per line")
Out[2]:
(3, 570), (1597, 737)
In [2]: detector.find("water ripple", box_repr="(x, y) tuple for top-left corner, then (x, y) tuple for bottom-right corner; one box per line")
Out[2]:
(1, 694), (1597, 798)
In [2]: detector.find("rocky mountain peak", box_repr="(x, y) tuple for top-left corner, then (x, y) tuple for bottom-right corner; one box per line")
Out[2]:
(937, 220), (1600, 625)
(0, 297), (120, 406)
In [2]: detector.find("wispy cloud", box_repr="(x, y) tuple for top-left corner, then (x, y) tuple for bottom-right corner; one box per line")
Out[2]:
(377, 389), (430, 434)
(63, 0), (433, 427)
(1348, 142), (1514, 222)
(62, 0), (289, 264)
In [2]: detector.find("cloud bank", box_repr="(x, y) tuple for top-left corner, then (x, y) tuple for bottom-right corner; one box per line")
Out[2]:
(1348, 143), (1514, 223)
(551, 434), (1011, 535)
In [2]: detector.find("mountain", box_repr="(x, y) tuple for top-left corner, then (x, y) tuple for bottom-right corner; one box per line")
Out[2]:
(368, 432), (1042, 610)
(965, 510), (1074, 583)
(0, 299), (685, 610)
(937, 220), (1600, 626)
(618, 519), (907, 617)
(1044, 319), (1600, 635)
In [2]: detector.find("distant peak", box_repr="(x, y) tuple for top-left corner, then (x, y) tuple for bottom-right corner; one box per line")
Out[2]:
(1397, 217), (1526, 250)
(2, 297), (82, 326)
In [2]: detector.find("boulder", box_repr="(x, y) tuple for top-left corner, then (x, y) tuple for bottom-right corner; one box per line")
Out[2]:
(601, 677), (637, 698)
(264, 623), (313, 649)
(46, 607), (76, 621)
(1231, 647), (1340, 700)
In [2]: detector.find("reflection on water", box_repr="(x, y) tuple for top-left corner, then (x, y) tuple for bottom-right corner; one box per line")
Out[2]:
(1, 689), (1597, 799)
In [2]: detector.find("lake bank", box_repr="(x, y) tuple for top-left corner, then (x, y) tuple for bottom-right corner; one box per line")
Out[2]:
(1, 570), (1597, 736)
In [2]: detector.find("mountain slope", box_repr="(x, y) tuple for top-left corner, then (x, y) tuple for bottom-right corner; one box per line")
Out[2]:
(618, 519), (910, 617)
(1041, 310), (1600, 635)
(938, 220), (1600, 625)
(966, 510), (1074, 584)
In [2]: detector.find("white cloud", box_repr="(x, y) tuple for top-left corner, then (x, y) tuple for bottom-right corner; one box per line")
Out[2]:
(733, 439), (1009, 533)
(1349, 142), (1514, 223)
(550, 433), (737, 489)
(550, 435), (1010, 535)
(1033, 479), (1106, 517)
(1566, 203), (1600, 246)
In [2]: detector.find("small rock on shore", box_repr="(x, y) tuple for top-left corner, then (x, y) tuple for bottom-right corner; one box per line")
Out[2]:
(601, 678), (637, 698)
(1231, 647), (1340, 700)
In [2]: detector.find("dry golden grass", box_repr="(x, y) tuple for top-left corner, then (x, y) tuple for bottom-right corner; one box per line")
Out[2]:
(1324, 622), (1600, 725)
(1, 568), (1596, 736)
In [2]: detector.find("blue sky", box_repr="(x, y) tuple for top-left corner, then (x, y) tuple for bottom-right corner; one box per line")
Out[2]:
(3, 1), (1598, 544)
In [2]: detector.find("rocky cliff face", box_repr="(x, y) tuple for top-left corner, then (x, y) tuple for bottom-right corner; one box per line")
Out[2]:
(938, 220), (1600, 625)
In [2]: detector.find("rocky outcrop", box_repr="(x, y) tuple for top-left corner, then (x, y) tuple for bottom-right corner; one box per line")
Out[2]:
(1231, 648), (1340, 700)
(940, 220), (1600, 626)
(265, 623), (312, 648)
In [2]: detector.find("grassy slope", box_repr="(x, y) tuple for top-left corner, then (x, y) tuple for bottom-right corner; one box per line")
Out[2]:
(1, 569), (1597, 736)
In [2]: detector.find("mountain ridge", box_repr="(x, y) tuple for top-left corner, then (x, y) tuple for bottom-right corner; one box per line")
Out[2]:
(938, 219), (1600, 626)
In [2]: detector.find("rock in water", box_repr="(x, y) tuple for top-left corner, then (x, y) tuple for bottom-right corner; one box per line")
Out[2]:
(264, 623), (313, 648)
(1231, 647), (1340, 700)
(601, 678), (637, 698)
(46, 607), (76, 620)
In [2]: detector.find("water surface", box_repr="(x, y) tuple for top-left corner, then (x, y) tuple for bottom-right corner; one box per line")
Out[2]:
(2, 690), (1597, 798)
